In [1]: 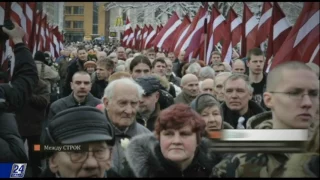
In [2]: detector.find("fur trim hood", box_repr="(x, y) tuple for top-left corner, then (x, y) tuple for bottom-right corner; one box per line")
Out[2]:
(281, 153), (319, 177)
(125, 134), (217, 177)
(246, 111), (273, 129)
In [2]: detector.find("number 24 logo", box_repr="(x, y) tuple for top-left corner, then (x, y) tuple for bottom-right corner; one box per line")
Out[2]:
(13, 165), (24, 173)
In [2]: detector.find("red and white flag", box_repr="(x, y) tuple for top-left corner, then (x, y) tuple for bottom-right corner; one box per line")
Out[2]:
(271, 2), (319, 69)
(266, 2), (292, 71)
(241, 3), (259, 57)
(206, 4), (225, 64)
(152, 12), (182, 51)
(140, 24), (150, 51)
(221, 8), (242, 63)
(255, 2), (273, 51)
(122, 17), (131, 47)
(145, 25), (156, 49)
(167, 15), (191, 53)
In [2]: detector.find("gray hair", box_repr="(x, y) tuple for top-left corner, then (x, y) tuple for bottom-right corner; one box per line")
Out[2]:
(223, 74), (254, 94)
(103, 78), (144, 101)
(213, 72), (232, 87)
(199, 66), (215, 80)
(195, 94), (223, 120)
(115, 64), (125, 72)
(186, 62), (201, 74)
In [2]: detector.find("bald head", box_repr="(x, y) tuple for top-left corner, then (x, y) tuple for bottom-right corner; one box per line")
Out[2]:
(266, 61), (313, 91)
(200, 79), (214, 95)
(232, 59), (246, 74)
(181, 74), (198, 86)
(181, 74), (199, 97)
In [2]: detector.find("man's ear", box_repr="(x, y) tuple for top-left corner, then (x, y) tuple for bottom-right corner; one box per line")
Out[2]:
(49, 153), (58, 174)
(70, 82), (74, 90)
(155, 91), (160, 101)
(103, 97), (109, 109)
(263, 92), (273, 109)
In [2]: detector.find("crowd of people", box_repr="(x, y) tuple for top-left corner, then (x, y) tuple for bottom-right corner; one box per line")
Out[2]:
(0, 22), (319, 178)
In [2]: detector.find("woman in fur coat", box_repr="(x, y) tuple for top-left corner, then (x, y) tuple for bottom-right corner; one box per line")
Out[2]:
(125, 104), (219, 177)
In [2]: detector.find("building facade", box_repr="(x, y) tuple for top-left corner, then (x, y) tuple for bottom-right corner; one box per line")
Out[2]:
(63, 2), (108, 42)
(42, 2), (64, 32)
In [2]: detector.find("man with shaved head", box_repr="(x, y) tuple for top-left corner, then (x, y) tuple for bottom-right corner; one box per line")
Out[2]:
(200, 78), (214, 95)
(232, 59), (246, 74)
(211, 61), (319, 177)
(116, 46), (126, 60)
(174, 74), (199, 104)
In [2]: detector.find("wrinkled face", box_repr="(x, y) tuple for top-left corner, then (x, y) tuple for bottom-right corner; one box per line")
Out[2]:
(71, 74), (92, 97)
(131, 63), (151, 79)
(232, 61), (246, 74)
(213, 65), (225, 75)
(117, 48), (126, 59)
(49, 141), (112, 178)
(247, 55), (264, 75)
(147, 52), (156, 61)
(160, 125), (197, 164)
(168, 53), (176, 62)
(78, 50), (88, 62)
(211, 54), (221, 64)
(182, 80), (199, 97)
(153, 62), (167, 77)
(165, 60), (173, 75)
(96, 65), (111, 81)
(200, 80), (214, 95)
(224, 79), (252, 113)
(213, 75), (229, 102)
(264, 70), (319, 129)
(200, 106), (223, 131)
(104, 84), (139, 129)
(139, 92), (159, 115)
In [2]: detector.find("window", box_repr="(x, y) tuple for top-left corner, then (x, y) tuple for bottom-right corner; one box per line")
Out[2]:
(137, 10), (144, 23)
(64, 21), (71, 28)
(73, 21), (84, 28)
(65, 6), (72, 14)
(73, 6), (84, 15)
(122, 11), (127, 24)
(92, 25), (98, 34)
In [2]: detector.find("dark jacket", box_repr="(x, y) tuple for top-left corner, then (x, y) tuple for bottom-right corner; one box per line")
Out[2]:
(62, 58), (85, 97)
(172, 58), (185, 78)
(221, 100), (265, 129)
(90, 78), (108, 99)
(136, 103), (160, 131)
(167, 74), (181, 87)
(47, 92), (101, 120)
(58, 56), (70, 87)
(158, 89), (174, 110)
(0, 43), (39, 112)
(0, 112), (28, 163)
(125, 134), (218, 177)
(16, 79), (50, 136)
(174, 91), (196, 105)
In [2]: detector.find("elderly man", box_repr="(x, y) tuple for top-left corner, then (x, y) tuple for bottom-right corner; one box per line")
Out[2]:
(164, 58), (181, 87)
(213, 72), (232, 103)
(172, 50), (186, 78)
(199, 66), (215, 81)
(116, 47), (126, 60)
(232, 59), (246, 74)
(174, 74), (199, 105)
(186, 62), (201, 77)
(102, 78), (151, 175)
(200, 79), (214, 95)
(211, 61), (319, 177)
(40, 106), (119, 177)
(221, 74), (264, 129)
(146, 49), (156, 62)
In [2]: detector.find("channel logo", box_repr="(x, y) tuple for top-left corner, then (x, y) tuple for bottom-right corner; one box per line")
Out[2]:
(10, 163), (27, 178)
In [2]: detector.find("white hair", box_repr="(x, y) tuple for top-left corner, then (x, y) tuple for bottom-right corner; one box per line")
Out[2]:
(186, 63), (201, 74)
(125, 57), (134, 71)
(115, 64), (126, 72)
(199, 66), (215, 80)
(103, 78), (144, 101)
(133, 53), (141, 57)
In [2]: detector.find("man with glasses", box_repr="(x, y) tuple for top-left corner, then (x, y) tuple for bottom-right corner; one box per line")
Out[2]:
(211, 61), (319, 177)
(40, 106), (119, 178)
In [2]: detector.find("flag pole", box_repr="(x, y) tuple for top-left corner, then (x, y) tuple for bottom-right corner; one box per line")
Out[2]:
(204, 18), (208, 65)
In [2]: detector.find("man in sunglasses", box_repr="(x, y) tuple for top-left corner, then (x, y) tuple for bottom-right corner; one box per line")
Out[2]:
(40, 106), (119, 178)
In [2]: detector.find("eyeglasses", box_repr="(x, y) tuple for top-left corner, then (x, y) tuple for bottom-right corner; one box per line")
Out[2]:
(67, 148), (112, 163)
(270, 91), (319, 101)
